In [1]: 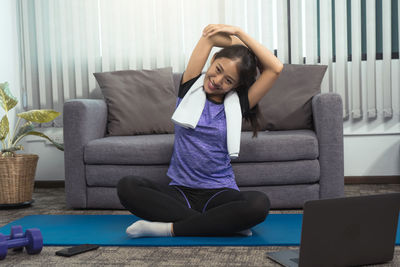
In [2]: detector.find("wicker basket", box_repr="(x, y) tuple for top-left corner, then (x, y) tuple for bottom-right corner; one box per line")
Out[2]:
(0, 153), (39, 205)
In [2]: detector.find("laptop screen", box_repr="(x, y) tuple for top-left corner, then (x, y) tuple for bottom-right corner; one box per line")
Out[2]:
(298, 193), (400, 267)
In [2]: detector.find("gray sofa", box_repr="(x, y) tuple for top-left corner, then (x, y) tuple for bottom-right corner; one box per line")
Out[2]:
(63, 72), (344, 209)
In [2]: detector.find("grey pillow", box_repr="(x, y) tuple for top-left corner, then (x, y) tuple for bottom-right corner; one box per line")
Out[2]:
(94, 67), (176, 136)
(242, 64), (327, 131)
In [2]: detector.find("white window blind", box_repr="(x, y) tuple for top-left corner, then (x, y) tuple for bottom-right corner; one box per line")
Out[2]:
(366, 0), (377, 118)
(18, 0), (399, 132)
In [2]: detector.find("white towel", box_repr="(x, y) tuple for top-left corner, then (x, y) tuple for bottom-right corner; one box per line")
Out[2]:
(224, 90), (242, 159)
(171, 74), (242, 159)
(171, 74), (206, 129)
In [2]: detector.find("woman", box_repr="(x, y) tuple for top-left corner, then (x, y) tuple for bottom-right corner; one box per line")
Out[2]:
(117, 24), (283, 237)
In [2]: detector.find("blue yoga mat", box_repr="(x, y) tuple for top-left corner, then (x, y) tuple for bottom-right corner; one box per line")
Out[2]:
(1, 214), (399, 246)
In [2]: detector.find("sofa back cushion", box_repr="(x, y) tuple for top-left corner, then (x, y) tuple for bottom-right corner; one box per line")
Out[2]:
(242, 64), (327, 131)
(92, 64), (326, 136)
(173, 73), (183, 95)
(94, 67), (176, 136)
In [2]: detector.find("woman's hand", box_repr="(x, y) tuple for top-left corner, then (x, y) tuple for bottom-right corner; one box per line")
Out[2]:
(202, 24), (241, 38)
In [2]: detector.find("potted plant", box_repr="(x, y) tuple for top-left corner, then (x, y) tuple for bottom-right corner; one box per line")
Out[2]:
(0, 82), (64, 206)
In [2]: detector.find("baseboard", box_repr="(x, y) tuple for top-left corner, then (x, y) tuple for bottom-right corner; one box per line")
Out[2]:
(34, 181), (65, 188)
(344, 176), (400, 185)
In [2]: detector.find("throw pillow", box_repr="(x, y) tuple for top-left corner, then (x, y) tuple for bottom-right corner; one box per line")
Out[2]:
(242, 64), (327, 131)
(94, 67), (176, 136)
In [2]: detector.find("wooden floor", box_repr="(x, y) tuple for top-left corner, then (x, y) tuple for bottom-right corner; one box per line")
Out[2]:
(0, 184), (399, 266)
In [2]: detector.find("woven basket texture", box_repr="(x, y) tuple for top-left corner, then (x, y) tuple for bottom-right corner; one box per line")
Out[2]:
(0, 154), (39, 204)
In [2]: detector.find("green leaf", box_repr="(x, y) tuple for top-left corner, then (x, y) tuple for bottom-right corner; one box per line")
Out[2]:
(0, 115), (9, 141)
(17, 109), (60, 123)
(17, 131), (64, 151)
(11, 121), (34, 145)
(0, 82), (18, 112)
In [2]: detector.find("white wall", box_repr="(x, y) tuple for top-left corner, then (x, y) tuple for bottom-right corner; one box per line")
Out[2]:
(342, 60), (400, 176)
(344, 135), (399, 176)
(0, 0), (21, 141)
(22, 128), (65, 181)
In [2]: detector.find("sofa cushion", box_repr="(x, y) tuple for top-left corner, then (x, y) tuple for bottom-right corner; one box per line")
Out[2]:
(242, 64), (327, 131)
(84, 130), (318, 165)
(86, 165), (171, 187)
(84, 134), (175, 165)
(173, 73), (183, 95)
(233, 130), (319, 162)
(85, 160), (319, 188)
(233, 160), (320, 186)
(93, 67), (176, 136)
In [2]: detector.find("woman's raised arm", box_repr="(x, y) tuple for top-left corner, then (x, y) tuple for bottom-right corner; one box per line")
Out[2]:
(182, 30), (233, 84)
(203, 24), (284, 109)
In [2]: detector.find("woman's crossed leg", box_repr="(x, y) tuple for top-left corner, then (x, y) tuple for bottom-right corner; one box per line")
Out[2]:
(117, 176), (270, 237)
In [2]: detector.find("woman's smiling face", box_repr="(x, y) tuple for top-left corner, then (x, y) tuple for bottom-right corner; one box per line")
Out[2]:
(204, 57), (240, 103)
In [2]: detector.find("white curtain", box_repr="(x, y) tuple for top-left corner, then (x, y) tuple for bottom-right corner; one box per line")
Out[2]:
(17, 0), (399, 130)
(97, 0), (289, 74)
(19, 0), (102, 126)
(18, 0), (287, 127)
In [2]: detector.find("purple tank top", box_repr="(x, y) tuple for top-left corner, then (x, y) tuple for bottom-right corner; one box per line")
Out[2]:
(167, 97), (239, 190)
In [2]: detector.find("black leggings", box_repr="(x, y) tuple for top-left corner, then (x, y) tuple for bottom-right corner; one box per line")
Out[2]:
(117, 176), (271, 236)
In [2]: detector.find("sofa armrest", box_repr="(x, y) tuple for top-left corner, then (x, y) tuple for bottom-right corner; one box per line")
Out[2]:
(63, 99), (107, 208)
(312, 93), (344, 199)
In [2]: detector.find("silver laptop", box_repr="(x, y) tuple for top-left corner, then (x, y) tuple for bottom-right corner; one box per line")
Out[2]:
(267, 193), (400, 267)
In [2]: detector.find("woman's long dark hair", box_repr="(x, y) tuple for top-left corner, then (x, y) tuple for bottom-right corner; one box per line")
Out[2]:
(214, 45), (261, 137)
